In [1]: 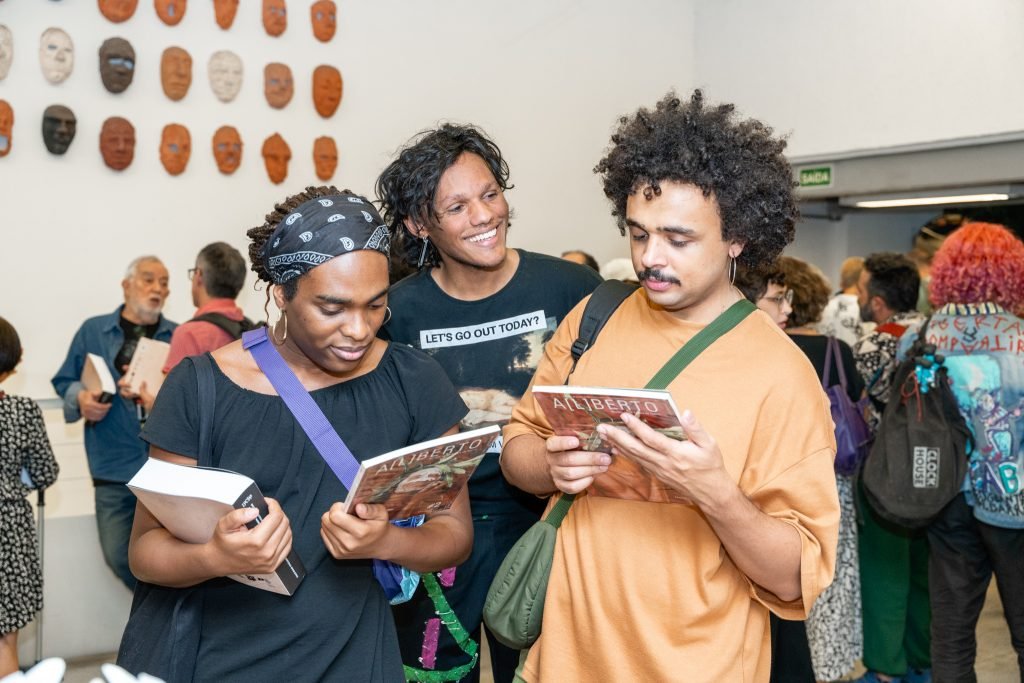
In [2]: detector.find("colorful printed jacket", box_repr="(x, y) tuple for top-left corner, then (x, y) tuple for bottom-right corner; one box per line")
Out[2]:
(900, 303), (1024, 529)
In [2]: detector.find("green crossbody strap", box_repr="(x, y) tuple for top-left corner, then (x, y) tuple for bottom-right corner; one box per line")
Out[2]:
(544, 297), (756, 528)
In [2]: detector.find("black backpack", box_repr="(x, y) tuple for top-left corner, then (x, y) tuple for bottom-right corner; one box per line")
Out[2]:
(566, 279), (639, 381)
(861, 317), (973, 529)
(191, 312), (261, 341)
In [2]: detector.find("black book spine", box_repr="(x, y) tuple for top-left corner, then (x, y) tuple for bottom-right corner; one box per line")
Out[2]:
(231, 483), (307, 595)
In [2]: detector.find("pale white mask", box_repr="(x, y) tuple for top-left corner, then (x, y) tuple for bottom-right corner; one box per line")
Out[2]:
(0, 26), (13, 81)
(39, 28), (73, 84)
(208, 50), (243, 102)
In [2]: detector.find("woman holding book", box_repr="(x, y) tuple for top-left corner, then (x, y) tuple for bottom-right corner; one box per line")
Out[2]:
(121, 187), (472, 682)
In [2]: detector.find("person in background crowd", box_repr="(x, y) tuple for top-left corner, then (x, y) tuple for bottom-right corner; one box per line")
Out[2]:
(903, 222), (1024, 682)
(818, 256), (869, 346)
(560, 249), (600, 272)
(777, 256), (865, 683)
(51, 256), (176, 589)
(598, 256), (640, 284)
(907, 213), (963, 316)
(377, 123), (601, 683)
(852, 252), (929, 683)
(735, 261), (792, 329)
(501, 90), (839, 682)
(0, 317), (60, 678)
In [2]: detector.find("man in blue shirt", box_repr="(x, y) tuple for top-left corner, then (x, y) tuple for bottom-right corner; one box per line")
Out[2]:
(52, 255), (176, 588)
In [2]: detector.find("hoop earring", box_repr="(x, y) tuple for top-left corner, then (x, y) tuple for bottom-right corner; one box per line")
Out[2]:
(417, 237), (430, 269)
(272, 310), (288, 344)
(729, 257), (737, 285)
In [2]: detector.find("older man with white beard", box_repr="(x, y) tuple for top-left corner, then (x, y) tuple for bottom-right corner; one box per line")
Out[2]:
(52, 255), (176, 588)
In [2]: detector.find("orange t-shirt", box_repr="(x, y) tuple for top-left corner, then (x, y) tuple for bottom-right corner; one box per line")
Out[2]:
(503, 291), (839, 682)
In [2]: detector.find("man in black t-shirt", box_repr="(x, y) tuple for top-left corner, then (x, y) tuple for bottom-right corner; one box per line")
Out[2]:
(52, 255), (176, 588)
(377, 124), (601, 682)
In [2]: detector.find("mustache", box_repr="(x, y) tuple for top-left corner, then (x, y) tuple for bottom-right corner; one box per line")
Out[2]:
(637, 268), (681, 285)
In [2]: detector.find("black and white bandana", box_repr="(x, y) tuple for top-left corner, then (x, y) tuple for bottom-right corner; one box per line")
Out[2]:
(262, 192), (390, 284)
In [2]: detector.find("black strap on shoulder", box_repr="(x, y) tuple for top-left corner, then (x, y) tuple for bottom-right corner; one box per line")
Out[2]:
(566, 279), (639, 382)
(191, 354), (217, 468)
(191, 312), (256, 341)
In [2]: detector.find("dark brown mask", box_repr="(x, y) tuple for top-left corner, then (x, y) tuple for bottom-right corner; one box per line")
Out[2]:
(213, 0), (239, 29)
(98, 0), (139, 23)
(155, 0), (187, 26)
(263, 62), (294, 109)
(160, 123), (191, 175)
(160, 46), (192, 101)
(263, 0), (287, 37)
(261, 133), (291, 184)
(312, 136), (337, 181)
(212, 125), (242, 174)
(100, 116), (135, 170)
(0, 100), (12, 157)
(99, 37), (135, 93)
(42, 104), (76, 155)
(310, 0), (336, 42)
(312, 65), (342, 118)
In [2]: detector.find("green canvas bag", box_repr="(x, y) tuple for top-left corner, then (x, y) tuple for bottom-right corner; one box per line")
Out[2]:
(482, 297), (755, 652)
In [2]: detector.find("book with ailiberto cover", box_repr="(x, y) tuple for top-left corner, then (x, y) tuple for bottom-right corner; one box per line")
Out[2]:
(342, 425), (500, 519)
(127, 458), (306, 596)
(532, 385), (690, 504)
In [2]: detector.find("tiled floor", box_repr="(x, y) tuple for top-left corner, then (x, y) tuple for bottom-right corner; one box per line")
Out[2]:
(56, 579), (1018, 682)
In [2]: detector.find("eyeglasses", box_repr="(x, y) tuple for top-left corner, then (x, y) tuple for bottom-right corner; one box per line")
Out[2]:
(760, 289), (794, 308)
(187, 267), (199, 281)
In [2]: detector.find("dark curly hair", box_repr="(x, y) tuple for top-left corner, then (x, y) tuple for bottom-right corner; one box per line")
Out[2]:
(777, 256), (831, 328)
(863, 252), (920, 313)
(246, 185), (341, 304)
(0, 316), (22, 375)
(734, 261), (785, 304)
(375, 123), (512, 270)
(594, 90), (798, 269)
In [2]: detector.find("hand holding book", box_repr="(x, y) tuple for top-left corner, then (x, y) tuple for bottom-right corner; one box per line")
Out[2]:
(320, 501), (395, 562)
(206, 496), (296, 579)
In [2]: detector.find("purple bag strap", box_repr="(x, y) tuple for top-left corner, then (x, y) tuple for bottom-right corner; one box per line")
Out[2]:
(242, 326), (360, 489)
(822, 336), (849, 391)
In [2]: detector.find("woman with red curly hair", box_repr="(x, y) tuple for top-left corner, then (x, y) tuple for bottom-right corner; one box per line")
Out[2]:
(903, 221), (1024, 682)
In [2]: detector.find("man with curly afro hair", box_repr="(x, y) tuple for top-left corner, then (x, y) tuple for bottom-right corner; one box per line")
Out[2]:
(502, 90), (840, 682)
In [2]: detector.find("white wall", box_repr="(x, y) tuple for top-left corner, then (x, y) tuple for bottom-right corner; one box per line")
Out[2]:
(0, 0), (697, 400)
(695, 0), (1024, 157)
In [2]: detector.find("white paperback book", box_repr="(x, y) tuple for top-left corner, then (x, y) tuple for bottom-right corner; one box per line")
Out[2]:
(123, 337), (170, 395)
(80, 353), (116, 402)
(127, 458), (306, 596)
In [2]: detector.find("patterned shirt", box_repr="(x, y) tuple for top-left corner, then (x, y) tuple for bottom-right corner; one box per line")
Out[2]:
(817, 293), (864, 347)
(853, 310), (925, 429)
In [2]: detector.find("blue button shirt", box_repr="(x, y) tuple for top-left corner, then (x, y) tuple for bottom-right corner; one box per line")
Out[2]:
(51, 306), (177, 482)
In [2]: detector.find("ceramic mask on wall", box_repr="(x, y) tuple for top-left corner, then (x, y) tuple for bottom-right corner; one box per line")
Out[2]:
(213, 0), (239, 29)
(39, 28), (73, 84)
(310, 0), (336, 42)
(312, 136), (337, 180)
(212, 125), (242, 174)
(100, 116), (135, 170)
(0, 26), (13, 81)
(0, 100), (13, 157)
(312, 65), (342, 117)
(155, 0), (187, 26)
(208, 50), (242, 102)
(263, 0), (287, 37)
(161, 46), (192, 101)
(160, 123), (191, 175)
(98, 0), (139, 23)
(98, 37), (135, 93)
(42, 104), (76, 155)
(261, 133), (291, 184)
(263, 62), (293, 109)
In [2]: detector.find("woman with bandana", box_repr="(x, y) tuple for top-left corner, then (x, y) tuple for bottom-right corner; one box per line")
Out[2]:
(119, 187), (472, 682)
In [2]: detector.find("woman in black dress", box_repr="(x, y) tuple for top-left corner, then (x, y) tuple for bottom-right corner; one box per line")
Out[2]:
(123, 188), (473, 682)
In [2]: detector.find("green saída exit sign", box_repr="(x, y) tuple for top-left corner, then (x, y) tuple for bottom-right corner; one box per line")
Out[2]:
(798, 166), (833, 188)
